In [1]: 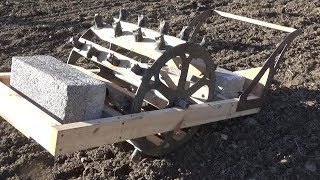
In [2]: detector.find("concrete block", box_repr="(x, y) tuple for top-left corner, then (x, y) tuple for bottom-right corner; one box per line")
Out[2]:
(215, 67), (245, 98)
(10, 55), (106, 124)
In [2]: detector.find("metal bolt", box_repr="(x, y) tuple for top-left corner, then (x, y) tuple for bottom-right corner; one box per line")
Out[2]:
(94, 13), (104, 29)
(175, 98), (189, 109)
(133, 27), (143, 42)
(87, 45), (100, 58)
(155, 34), (166, 50)
(178, 26), (191, 41)
(159, 20), (169, 35)
(107, 53), (120, 66)
(118, 99), (131, 111)
(175, 131), (182, 136)
(119, 8), (128, 21)
(138, 15), (146, 27)
(113, 20), (122, 37)
(69, 37), (83, 49)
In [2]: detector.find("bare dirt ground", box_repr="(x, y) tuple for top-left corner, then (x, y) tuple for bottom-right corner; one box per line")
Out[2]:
(0, 0), (319, 179)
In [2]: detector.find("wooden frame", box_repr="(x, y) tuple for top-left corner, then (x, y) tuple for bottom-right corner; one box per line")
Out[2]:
(0, 71), (260, 156)
(0, 9), (302, 157)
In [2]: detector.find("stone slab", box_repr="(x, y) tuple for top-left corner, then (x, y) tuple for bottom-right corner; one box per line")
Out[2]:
(10, 55), (106, 124)
(215, 67), (245, 98)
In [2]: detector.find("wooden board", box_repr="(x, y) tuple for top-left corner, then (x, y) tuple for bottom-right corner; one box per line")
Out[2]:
(0, 80), (60, 155)
(234, 67), (269, 97)
(215, 10), (296, 33)
(0, 72), (10, 85)
(91, 20), (185, 60)
(53, 98), (260, 155)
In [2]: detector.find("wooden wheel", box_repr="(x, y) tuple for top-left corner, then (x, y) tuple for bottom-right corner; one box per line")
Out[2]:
(130, 42), (216, 156)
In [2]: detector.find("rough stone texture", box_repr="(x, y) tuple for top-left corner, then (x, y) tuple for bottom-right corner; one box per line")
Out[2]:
(10, 55), (106, 123)
(215, 67), (245, 98)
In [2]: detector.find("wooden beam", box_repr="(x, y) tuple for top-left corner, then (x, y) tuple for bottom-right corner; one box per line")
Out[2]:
(53, 98), (260, 155)
(0, 72), (10, 86)
(71, 65), (170, 110)
(215, 10), (296, 33)
(0, 81), (60, 155)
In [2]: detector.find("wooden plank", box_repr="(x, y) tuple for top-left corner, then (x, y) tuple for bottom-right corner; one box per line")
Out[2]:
(53, 97), (262, 155)
(0, 72), (10, 86)
(71, 65), (169, 110)
(215, 10), (296, 33)
(0, 81), (60, 155)
(91, 20), (185, 60)
(234, 67), (269, 96)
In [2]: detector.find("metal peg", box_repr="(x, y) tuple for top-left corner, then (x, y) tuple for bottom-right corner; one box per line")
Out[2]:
(94, 13), (104, 29)
(107, 53), (120, 66)
(131, 64), (146, 76)
(69, 37), (84, 49)
(178, 26), (191, 41)
(138, 15), (146, 27)
(159, 20), (169, 35)
(113, 20), (122, 37)
(155, 34), (166, 50)
(133, 27), (143, 42)
(87, 45), (100, 58)
(119, 8), (128, 21)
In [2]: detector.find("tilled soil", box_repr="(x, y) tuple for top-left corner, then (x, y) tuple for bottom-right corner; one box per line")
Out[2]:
(0, 0), (320, 179)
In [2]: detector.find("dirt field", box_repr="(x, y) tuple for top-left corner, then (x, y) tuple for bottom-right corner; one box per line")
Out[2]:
(0, 0), (319, 179)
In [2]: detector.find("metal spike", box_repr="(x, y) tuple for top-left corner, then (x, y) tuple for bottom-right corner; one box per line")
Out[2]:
(131, 64), (146, 75)
(200, 35), (210, 47)
(119, 8), (128, 21)
(107, 53), (120, 66)
(178, 26), (191, 41)
(69, 37), (83, 49)
(138, 15), (146, 27)
(94, 13), (104, 29)
(133, 27), (143, 42)
(113, 20), (122, 37)
(159, 20), (169, 35)
(155, 34), (166, 50)
(87, 45), (100, 58)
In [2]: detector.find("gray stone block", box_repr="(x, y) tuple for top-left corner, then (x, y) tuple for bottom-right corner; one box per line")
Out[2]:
(10, 55), (106, 124)
(215, 67), (245, 98)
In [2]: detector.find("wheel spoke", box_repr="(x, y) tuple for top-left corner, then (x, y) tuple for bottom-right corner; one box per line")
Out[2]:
(160, 71), (177, 89)
(177, 60), (190, 91)
(186, 76), (207, 96)
(156, 81), (176, 101)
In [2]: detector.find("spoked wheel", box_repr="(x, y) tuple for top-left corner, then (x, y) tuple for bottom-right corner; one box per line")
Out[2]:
(130, 42), (216, 156)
